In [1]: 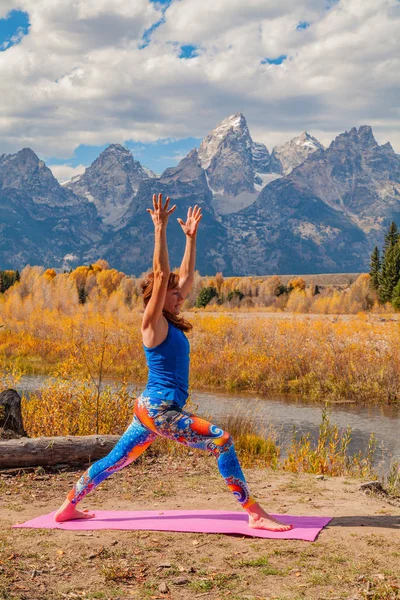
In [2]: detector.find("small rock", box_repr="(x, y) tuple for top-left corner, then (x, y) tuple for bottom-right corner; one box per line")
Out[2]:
(173, 577), (189, 585)
(111, 540), (118, 546)
(316, 475), (325, 481)
(360, 481), (383, 492)
(188, 566), (196, 573)
(157, 561), (172, 568)
(159, 582), (169, 594)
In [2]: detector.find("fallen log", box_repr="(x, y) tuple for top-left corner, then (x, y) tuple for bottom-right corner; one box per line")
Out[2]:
(0, 435), (120, 469)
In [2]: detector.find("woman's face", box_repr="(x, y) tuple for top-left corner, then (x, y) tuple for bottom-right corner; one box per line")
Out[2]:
(164, 286), (184, 315)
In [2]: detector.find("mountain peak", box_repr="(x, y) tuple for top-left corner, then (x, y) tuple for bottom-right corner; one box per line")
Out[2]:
(0, 148), (81, 207)
(219, 112), (247, 129)
(198, 113), (251, 171)
(331, 125), (378, 150)
(160, 148), (205, 183)
(103, 143), (130, 155)
(358, 125), (378, 148)
(18, 147), (41, 160)
(272, 132), (324, 175)
(65, 143), (155, 226)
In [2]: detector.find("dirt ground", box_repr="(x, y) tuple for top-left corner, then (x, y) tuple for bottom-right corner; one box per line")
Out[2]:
(1, 452), (399, 600)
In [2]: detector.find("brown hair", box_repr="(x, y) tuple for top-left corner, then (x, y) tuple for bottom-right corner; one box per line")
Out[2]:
(141, 272), (193, 333)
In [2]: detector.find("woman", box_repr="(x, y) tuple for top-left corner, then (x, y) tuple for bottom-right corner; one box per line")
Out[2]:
(55, 194), (292, 532)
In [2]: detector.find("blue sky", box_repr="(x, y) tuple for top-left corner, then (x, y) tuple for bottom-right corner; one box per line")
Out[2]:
(44, 137), (202, 177)
(0, 10), (30, 50)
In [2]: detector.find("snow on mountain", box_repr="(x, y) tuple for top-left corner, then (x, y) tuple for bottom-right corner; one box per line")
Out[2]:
(197, 113), (282, 214)
(272, 132), (325, 175)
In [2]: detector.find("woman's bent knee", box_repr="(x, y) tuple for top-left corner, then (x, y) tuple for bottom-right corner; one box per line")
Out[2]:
(210, 430), (233, 455)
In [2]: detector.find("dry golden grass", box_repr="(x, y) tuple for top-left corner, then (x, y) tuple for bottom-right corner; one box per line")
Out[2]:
(0, 264), (399, 410)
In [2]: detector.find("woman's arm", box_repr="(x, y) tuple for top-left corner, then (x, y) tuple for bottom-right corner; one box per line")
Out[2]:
(142, 193), (176, 344)
(177, 205), (202, 298)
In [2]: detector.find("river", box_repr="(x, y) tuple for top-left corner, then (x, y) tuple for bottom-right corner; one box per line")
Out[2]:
(17, 376), (400, 472)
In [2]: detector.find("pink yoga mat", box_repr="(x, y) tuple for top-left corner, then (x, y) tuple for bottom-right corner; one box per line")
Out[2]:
(13, 510), (331, 541)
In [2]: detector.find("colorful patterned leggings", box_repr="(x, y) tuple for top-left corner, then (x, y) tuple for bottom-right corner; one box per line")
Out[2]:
(67, 395), (256, 510)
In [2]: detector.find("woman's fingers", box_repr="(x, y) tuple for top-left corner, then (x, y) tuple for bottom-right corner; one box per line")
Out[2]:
(150, 193), (175, 215)
(168, 204), (177, 215)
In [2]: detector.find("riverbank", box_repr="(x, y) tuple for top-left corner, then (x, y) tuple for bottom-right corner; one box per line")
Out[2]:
(2, 312), (400, 405)
(1, 453), (399, 600)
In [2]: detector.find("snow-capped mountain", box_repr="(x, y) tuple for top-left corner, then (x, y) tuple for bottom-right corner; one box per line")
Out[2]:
(271, 132), (325, 175)
(226, 126), (400, 274)
(197, 113), (281, 214)
(1, 120), (400, 275)
(65, 144), (156, 226)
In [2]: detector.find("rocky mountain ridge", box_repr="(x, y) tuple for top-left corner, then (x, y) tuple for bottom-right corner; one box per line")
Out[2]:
(1, 117), (399, 275)
(65, 143), (156, 227)
(271, 132), (325, 175)
(0, 148), (102, 269)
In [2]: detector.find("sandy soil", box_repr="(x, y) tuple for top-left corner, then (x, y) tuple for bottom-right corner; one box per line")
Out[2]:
(1, 452), (399, 600)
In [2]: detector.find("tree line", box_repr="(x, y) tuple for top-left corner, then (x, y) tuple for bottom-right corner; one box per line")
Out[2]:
(369, 222), (400, 310)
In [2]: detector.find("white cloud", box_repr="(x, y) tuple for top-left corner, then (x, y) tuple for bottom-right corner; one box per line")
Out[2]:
(0, 2), (20, 19)
(0, 0), (399, 158)
(49, 163), (87, 183)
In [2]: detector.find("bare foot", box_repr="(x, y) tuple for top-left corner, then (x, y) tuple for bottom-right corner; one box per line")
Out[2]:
(54, 500), (95, 523)
(247, 503), (292, 531)
(248, 513), (293, 531)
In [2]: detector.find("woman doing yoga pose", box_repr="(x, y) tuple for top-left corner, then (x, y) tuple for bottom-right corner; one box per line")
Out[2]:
(54, 194), (292, 532)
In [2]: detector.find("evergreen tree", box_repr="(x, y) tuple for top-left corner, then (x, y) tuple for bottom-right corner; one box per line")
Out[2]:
(378, 222), (400, 302)
(392, 279), (400, 311)
(227, 289), (245, 302)
(195, 286), (218, 308)
(369, 246), (380, 290)
(379, 241), (400, 303)
(77, 285), (88, 304)
(0, 270), (19, 293)
(382, 221), (399, 255)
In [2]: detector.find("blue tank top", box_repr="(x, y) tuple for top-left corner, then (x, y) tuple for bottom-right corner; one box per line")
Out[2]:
(143, 321), (190, 407)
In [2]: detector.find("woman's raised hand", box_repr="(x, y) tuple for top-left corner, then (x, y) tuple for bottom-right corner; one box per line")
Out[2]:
(177, 205), (203, 237)
(147, 193), (176, 228)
